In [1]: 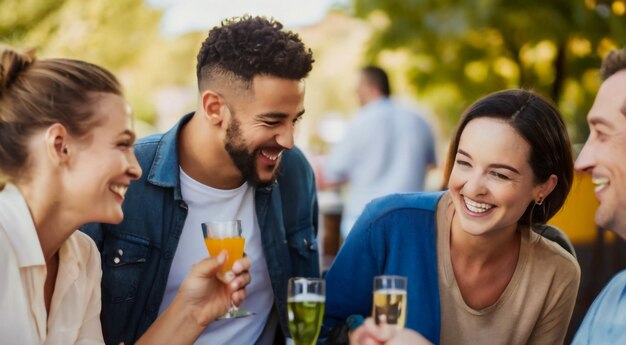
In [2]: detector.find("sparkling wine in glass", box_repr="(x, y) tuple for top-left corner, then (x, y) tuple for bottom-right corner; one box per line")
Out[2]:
(372, 275), (407, 330)
(287, 277), (325, 345)
(201, 220), (252, 319)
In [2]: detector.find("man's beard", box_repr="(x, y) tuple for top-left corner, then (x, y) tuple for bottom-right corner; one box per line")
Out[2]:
(224, 117), (280, 188)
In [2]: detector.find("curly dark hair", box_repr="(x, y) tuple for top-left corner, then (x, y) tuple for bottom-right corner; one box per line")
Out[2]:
(196, 16), (314, 89)
(601, 45), (626, 81)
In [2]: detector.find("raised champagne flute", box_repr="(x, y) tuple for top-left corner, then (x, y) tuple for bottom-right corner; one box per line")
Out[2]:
(287, 277), (325, 345)
(201, 220), (252, 319)
(372, 275), (407, 330)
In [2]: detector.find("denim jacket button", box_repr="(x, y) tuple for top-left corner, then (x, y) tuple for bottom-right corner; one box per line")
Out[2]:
(113, 257), (121, 264)
(303, 239), (308, 245)
(117, 249), (124, 256)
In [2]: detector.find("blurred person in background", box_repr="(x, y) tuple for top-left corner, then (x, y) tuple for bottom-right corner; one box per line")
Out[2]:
(318, 66), (437, 241)
(324, 89), (579, 345)
(0, 47), (250, 344)
(81, 16), (319, 345)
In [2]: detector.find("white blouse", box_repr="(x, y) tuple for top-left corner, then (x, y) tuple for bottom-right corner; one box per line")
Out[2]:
(0, 184), (104, 344)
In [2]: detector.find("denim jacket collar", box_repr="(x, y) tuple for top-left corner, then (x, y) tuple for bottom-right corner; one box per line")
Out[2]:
(146, 112), (194, 201)
(145, 112), (280, 202)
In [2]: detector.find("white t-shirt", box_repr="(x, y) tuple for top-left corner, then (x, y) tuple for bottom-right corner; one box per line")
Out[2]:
(158, 169), (275, 344)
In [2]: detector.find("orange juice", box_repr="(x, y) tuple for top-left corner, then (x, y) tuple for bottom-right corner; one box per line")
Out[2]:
(204, 237), (245, 272)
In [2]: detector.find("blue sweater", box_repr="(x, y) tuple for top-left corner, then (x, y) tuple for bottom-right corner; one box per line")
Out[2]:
(323, 192), (444, 344)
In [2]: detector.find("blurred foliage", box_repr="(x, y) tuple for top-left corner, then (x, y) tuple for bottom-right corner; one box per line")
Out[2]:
(0, 0), (204, 130)
(297, 13), (374, 153)
(4, 0), (623, 145)
(0, 0), (369, 144)
(350, 0), (626, 142)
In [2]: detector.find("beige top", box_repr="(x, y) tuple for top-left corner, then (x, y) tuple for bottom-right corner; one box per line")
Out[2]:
(437, 193), (580, 345)
(0, 184), (104, 345)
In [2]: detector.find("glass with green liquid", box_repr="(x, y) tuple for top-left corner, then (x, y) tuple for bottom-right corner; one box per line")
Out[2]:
(287, 277), (325, 345)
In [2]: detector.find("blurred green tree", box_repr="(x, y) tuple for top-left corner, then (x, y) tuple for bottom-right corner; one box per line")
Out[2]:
(351, 0), (626, 142)
(0, 0), (203, 129)
(1, 0), (161, 70)
(0, 0), (65, 42)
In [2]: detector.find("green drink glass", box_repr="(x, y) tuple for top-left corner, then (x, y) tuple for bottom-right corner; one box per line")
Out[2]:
(287, 277), (325, 345)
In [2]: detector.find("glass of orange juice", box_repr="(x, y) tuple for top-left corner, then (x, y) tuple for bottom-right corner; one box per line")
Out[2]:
(201, 220), (252, 319)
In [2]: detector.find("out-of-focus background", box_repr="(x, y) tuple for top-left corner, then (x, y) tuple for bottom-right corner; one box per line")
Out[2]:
(6, 0), (626, 147)
(2, 0), (626, 341)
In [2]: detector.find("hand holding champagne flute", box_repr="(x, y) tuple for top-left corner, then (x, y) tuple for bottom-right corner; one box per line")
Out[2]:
(288, 277), (325, 345)
(350, 318), (433, 345)
(202, 220), (253, 319)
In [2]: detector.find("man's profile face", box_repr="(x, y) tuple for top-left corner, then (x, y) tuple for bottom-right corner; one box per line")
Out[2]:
(223, 75), (305, 187)
(575, 69), (626, 238)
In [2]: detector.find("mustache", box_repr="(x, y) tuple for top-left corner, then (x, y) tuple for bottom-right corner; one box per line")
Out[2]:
(257, 145), (285, 153)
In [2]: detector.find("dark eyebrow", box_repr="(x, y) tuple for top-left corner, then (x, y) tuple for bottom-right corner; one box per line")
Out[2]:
(120, 129), (136, 141)
(490, 163), (521, 175)
(457, 149), (521, 174)
(589, 116), (613, 127)
(256, 110), (306, 120)
(458, 149), (472, 159)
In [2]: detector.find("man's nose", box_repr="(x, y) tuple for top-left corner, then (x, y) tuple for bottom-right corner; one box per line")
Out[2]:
(574, 140), (594, 173)
(276, 125), (295, 150)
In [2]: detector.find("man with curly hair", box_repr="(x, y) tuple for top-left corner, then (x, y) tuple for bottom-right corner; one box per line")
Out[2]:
(82, 16), (319, 345)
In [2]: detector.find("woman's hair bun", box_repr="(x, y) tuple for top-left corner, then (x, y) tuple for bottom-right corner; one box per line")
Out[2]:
(0, 47), (36, 91)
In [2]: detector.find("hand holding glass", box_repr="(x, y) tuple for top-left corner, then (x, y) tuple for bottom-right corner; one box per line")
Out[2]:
(372, 275), (407, 330)
(287, 277), (325, 345)
(202, 220), (252, 319)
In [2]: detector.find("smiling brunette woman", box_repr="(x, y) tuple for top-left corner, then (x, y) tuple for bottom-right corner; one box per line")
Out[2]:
(0, 47), (250, 344)
(323, 89), (580, 345)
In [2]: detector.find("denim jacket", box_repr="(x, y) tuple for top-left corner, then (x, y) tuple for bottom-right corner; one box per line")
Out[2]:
(82, 113), (320, 345)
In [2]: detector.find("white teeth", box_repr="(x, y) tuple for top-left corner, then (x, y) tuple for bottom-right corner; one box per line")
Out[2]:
(592, 177), (609, 192)
(110, 184), (128, 198)
(463, 197), (493, 213)
(261, 150), (282, 161)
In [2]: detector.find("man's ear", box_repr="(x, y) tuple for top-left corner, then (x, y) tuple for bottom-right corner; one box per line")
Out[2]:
(201, 90), (226, 126)
(44, 123), (70, 165)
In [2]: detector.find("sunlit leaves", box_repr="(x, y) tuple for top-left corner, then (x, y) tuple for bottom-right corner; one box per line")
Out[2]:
(350, 0), (626, 142)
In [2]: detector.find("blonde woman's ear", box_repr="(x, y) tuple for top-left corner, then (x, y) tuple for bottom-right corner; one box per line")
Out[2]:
(44, 123), (70, 164)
